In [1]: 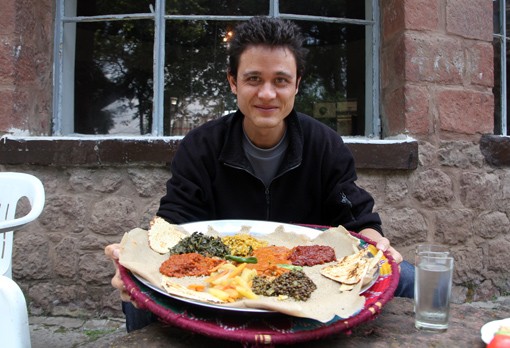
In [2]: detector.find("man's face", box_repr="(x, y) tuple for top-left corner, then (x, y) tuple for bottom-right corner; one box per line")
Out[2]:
(227, 45), (301, 147)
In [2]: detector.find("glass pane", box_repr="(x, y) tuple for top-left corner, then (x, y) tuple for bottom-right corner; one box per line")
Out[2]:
(295, 21), (366, 136)
(166, 0), (268, 16)
(280, 0), (364, 20)
(73, 20), (154, 135)
(75, 0), (155, 16)
(493, 37), (502, 134)
(164, 20), (238, 136)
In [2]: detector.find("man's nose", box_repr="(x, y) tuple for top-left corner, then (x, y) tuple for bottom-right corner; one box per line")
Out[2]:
(258, 82), (276, 99)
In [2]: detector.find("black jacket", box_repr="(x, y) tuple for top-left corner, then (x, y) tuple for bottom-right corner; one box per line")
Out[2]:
(157, 110), (382, 234)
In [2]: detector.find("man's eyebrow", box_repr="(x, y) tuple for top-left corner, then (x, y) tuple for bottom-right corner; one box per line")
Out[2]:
(242, 71), (261, 77)
(241, 70), (294, 78)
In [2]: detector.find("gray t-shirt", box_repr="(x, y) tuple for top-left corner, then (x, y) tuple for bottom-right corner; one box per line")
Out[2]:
(242, 130), (289, 187)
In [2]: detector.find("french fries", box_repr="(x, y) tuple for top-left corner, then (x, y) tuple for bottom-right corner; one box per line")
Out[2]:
(187, 262), (259, 302)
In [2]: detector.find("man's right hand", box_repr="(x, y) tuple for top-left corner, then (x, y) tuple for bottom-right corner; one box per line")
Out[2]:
(104, 243), (133, 303)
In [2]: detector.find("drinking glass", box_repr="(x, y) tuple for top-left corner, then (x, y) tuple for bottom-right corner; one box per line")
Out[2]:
(414, 246), (454, 331)
(415, 244), (450, 257)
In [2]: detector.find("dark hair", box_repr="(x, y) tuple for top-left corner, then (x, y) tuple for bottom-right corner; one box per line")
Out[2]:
(227, 16), (308, 79)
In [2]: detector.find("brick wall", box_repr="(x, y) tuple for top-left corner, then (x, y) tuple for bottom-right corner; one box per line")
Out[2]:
(0, 0), (53, 134)
(381, 0), (494, 137)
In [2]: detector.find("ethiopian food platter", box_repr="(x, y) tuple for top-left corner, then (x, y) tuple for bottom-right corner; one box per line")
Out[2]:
(119, 218), (383, 323)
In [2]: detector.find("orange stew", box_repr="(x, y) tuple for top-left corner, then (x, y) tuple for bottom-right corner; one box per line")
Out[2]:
(159, 253), (224, 278)
(247, 246), (292, 277)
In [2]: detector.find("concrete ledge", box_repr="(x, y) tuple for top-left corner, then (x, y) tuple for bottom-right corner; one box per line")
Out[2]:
(480, 134), (510, 167)
(0, 137), (418, 170)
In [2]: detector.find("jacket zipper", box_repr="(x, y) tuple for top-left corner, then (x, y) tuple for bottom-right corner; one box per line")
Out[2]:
(265, 187), (271, 219)
(264, 163), (300, 220)
(225, 162), (301, 220)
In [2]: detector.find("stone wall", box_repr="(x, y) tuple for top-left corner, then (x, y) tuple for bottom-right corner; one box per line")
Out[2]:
(7, 165), (170, 318)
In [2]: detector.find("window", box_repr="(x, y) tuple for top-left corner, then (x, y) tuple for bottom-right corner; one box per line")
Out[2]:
(494, 0), (509, 135)
(54, 0), (380, 137)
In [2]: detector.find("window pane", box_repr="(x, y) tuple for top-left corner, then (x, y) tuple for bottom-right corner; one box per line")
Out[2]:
(280, 0), (364, 20)
(166, 0), (268, 16)
(492, 0), (509, 135)
(295, 21), (366, 136)
(75, 0), (155, 16)
(74, 20), (154, 135)
(493, 36), (503, 134)
(164, 20), (238, 135)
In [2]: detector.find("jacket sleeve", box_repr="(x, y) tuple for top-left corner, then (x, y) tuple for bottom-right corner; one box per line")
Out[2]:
(156, 135), (214, 224)
(322, 137), (383, 235)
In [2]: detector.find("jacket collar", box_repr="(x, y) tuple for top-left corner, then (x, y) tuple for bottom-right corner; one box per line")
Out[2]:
(219, 109), (303, 173)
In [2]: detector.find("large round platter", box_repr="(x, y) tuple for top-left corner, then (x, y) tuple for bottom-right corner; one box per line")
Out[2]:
(134, 219), (379, 313)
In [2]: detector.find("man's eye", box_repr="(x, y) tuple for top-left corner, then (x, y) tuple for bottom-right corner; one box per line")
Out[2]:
(247, 76), (260, 83)
(275, 78), (289, 85)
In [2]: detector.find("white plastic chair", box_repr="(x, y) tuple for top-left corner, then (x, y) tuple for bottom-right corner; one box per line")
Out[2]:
(0, 172), (45, 348)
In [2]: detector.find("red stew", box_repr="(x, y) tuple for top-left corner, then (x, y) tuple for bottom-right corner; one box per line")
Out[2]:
(159, 252), (224, 278)
(289, 245), (336, 266)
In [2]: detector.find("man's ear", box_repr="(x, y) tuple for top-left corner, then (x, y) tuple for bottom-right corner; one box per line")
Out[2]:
(295, 76), (302, 95)
(227, 73), (237, 94)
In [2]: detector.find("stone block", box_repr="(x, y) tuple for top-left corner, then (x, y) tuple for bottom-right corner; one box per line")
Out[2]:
(412, 168), (454, 208)
(403, 33), (464, 84)
(417, 141), (437, 167)
(460, 172), (500, 210)
(0, 0), (16, 36)
(454, 246), (484, 283)
(127, 168), (168, 198)
(446, 0), (493, 41)
(435, 209), (474, 244)
(487, 238), (510, 272)
(403, 84), (431, 134)
(379, 207), (428, 246)
(88, 196), (138, 236)
(0, 90), (17, 131)
(437, 89), (494, 134)
(78, 252), (113, 286)
(381, 0), (405, 41)
(384, 175), (409, 204)
(403, 0), (440, 31)
(438, 141), (485, 168)
(474, 211), (510, 239)
(466, 42), (494, 88)
(39, 195), (87, 233)
(12, 233), (51, 280)
(382, 87), (406, 135)
(69, 168), (125, 194)
(54, 237), (79, 278)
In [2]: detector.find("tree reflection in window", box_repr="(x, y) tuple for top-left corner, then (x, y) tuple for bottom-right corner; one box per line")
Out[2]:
(73, 0), (367, 136)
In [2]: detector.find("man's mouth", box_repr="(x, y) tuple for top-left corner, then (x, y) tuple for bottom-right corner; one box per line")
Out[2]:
(255, 105), (278, 111)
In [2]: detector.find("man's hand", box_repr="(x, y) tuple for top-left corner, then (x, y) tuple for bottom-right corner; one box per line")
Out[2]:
(104, 243), (134, 303)
(358, 228), (404, 264)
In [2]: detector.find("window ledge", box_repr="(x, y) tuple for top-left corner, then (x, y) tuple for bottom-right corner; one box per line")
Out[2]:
(480, 134), (510, 167)
(0, 136), (418, 170)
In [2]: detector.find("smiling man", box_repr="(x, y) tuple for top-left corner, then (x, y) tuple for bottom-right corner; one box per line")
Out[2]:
(227, 45), (300, 148)
(105, 16), (415, 332)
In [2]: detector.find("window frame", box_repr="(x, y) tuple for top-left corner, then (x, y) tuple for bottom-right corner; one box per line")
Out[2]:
(494, 0), (509, 135)
(53, 0), (381, 137)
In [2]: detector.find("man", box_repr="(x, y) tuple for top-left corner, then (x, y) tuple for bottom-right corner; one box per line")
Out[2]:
(105, 16), (414, 332)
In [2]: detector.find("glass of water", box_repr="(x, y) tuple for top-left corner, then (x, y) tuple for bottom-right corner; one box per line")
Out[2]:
(414, 246), (454, 332)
